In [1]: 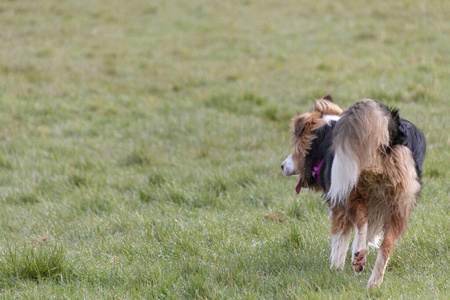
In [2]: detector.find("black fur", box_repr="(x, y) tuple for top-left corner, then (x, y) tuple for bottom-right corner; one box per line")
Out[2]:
(305, 122), (335, 192)
(397, 118), (426, 176)
(387, 107), (403, 149)
(378, 103), (426, 176)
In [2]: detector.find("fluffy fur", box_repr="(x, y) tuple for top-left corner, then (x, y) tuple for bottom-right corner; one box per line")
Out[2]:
(281, 95), (426, 288)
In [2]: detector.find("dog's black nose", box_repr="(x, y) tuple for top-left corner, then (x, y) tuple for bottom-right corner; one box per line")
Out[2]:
(281, 164), (284, 171)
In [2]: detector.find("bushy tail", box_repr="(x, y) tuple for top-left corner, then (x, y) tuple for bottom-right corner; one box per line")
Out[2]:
(327, 100), (390, 205)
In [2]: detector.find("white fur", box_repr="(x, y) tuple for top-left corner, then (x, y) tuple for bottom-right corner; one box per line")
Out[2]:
(330, 230), (352, 270)
(369, 235), (381, 248)
(281, 154), (296, 176)
(323, 114), (341, 125)
(368, 251), (389, 288)
(327, 147), (360, 206)
(352, 223), (368, 256)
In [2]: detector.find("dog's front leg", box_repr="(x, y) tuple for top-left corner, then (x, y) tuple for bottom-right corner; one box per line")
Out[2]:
(351, 202), (368, 273)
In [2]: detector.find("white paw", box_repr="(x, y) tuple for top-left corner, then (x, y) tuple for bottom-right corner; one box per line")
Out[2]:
(367, 275), (383, 289)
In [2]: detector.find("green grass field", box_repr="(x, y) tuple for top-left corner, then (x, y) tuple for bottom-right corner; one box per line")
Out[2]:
(0, 0), (449, 298)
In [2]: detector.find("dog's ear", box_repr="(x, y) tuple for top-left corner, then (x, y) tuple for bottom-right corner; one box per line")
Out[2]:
(322, 94), (333, 102)
(314, 95), (342, 115)
(292, 113), (312, 138)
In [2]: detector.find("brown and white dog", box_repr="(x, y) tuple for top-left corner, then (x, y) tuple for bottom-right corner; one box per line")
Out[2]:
(281, 95), (426, 288)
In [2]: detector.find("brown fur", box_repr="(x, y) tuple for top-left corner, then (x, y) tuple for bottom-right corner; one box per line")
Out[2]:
(288, 96), (422, 288)
(332, 99), (389, 175)
(331, 207), (351, 235)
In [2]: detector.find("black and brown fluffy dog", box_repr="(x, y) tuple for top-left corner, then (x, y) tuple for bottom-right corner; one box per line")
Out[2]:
(281, 95), (426, 288)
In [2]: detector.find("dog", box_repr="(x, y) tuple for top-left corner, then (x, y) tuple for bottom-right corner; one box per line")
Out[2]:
(281, 95), (426, 288)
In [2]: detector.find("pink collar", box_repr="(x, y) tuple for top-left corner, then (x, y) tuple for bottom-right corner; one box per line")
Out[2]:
(312, 160), (324, 190)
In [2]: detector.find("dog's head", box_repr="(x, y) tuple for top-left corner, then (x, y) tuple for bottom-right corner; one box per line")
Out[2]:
(281, 95), (342, 193)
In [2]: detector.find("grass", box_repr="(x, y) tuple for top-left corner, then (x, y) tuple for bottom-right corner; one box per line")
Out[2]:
(0, 0), (449, 298)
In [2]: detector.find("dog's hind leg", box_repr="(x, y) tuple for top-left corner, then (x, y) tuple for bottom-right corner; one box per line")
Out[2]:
(349, 201), (368, 274)
(367, 146), (421, 288)
(330, 207), (352, 270)
(367, 212), (411, 289)
(367, 227), (397, 288)
(367, 199), (414, 288)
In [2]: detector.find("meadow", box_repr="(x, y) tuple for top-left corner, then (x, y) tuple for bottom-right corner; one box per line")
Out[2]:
(0, 0), (448, 298)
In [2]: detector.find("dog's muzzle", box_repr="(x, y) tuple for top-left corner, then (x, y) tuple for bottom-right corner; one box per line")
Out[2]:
(282, 154), (304, 194)
(281, 154), (296, 177)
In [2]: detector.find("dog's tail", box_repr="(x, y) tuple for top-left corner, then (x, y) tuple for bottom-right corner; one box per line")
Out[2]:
(327, 100), (390, 205)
